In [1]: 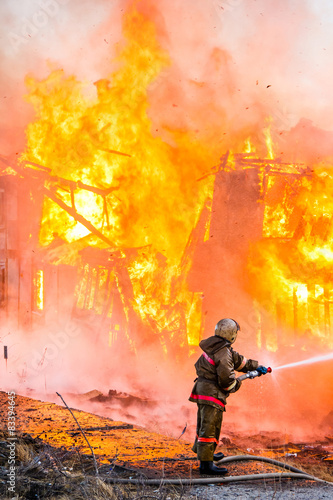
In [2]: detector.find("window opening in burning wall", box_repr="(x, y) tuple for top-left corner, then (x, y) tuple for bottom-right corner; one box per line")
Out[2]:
(109, 323), (120, 346)
(74, 263), (127, 346)
(75, 264), (111, 314)
(0, 266), (5, 307)
(32, 269), (44, 311)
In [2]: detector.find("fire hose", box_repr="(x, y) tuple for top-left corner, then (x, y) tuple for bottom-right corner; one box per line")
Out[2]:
(105, 473), (329, 485)
(105, 455), (331, 485)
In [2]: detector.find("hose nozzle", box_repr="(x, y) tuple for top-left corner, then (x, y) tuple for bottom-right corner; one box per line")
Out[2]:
(237, 366), (272, 382)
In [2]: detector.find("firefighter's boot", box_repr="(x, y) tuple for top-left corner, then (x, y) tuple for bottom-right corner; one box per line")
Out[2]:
(199, 461), (228, 475)
(213, 452), (224, 461)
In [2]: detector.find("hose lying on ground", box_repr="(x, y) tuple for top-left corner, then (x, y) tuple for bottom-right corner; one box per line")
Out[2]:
(217, 454), (310, 475)
(104, 455), (333, 486)
(105, 472), (328, 485)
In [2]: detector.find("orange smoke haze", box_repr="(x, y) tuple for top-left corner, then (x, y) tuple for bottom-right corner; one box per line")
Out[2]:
(1, 0), (333, 441)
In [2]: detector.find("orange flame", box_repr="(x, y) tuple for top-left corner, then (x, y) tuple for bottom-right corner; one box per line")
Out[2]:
(20, 4), (215, 349)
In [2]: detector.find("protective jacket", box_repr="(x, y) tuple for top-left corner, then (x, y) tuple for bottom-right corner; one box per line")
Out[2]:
(189, 336), (258, 411)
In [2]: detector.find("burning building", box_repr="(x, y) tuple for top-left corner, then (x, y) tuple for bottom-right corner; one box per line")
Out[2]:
(1, 145), (332, 360)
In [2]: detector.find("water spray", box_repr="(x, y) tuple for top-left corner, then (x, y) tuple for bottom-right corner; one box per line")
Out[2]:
(274, 352), (333, 371)
(236, 352), (333, 380)
(237, 367), (272, 382)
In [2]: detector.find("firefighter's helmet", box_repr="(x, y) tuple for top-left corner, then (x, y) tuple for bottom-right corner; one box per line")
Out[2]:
(215, 318), (240, 343)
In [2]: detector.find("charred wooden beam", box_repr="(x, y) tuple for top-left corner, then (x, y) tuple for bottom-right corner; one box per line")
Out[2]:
(67, 424), (133, 435)
(97, 147), (131, 157)
(25, 161), (52, 171)
(83, 265), (93, 310)
(44, 186), (113, 247)
(324, 286), (331, 335)
(70, 184), (76, 210)
(196, 152), (229, 181)
(22, 163), (120, 197)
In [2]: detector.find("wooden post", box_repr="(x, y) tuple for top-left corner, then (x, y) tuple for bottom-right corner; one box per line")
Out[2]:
(293, 287), (298, 334)
(324, 286), (331, 336)
(83, 266), (93, 310)
(276, 299), (284, 348)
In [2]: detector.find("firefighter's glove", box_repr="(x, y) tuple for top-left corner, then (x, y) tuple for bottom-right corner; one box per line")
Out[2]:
(257, 365), (268, 377)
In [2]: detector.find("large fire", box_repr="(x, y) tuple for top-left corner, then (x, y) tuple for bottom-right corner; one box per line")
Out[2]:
(19, 5), (216, 349)
(13, 3), (333, 354)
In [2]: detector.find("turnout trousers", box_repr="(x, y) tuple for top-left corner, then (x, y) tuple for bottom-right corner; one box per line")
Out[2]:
(192, 404), (224, 461)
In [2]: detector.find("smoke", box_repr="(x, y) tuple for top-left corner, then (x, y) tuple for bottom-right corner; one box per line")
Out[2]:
(1, 0), (333, 441)
(0, 0), (121, 157)
(0, 319), (197, 438)
(2, 0), (333, 157)
(146, 0), (333, 157)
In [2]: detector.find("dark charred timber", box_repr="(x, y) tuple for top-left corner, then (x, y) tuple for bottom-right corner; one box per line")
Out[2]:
(67, 424), (134, 436)
(89, 389), (158, 409)
(44, 185), (113, 247)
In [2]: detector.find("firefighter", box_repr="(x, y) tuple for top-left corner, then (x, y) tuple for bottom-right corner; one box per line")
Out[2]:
(189, 318), (268, 475)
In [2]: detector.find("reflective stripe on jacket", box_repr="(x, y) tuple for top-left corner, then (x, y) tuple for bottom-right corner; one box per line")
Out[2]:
(189, 335), (258, 411)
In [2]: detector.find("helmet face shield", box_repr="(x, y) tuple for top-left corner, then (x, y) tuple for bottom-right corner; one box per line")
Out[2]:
(215, 318), (240, 343)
